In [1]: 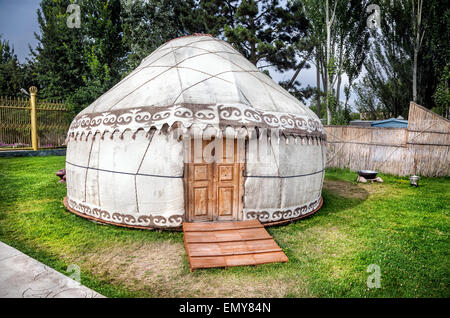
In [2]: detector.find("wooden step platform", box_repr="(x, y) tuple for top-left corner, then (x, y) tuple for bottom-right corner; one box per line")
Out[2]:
(183, 219), (288, 271)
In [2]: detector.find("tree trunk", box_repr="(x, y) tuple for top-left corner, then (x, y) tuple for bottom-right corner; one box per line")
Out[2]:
(321, 56), (327, 93)
(316, 50), (321, 119)
(412, 0), (423, 103)
(325, 0), (338, 125)
(335, 36), (344, 110)
(336, 73), (342, 111)
(343, 76), (353, 112)
(326, 0), (331, 124)
(288, 49), (313, 88)
(413, 49), (418, 102)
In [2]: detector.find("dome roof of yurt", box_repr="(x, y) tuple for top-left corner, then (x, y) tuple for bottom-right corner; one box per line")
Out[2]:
(68, 34), (324, 139)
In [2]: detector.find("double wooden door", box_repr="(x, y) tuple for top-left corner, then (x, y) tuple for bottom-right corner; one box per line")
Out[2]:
(185, 138), (244, 222)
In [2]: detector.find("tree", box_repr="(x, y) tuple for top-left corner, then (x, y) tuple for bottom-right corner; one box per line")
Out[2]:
(68, 0), (125, 113)
(432, 63), (450, 118)
(299, 0), (371, 123)
(412, 0), (425, 102)
(83, 0), (125, 81)
(0, 36), (30, 96)
(356, 39), (413, 118)
(298, 0), (326, 119)
(31, 0), (126, 113)
(324, 0), (339, 124)
(31, 0), (87, 100)
(211, 0), (308, 73)
(420, 0), (449, 116)
(355, 78), (390, 120)
(121, 0), (200, 70)
(356, 0), (449, 118)
(334, 1), (370, 117)
(356, 0), (414, 117)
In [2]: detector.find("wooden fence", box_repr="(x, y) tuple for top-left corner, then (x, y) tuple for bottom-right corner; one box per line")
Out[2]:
(0, 87), (71, 150)
(325, 102), (450, 177)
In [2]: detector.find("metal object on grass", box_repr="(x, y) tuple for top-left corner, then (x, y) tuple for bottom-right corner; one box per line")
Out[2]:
(410, 175), (420, 187)
(357, 170), (379, 180)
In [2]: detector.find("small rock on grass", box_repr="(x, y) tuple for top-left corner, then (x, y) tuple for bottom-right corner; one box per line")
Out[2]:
(356, 175), (367, 183)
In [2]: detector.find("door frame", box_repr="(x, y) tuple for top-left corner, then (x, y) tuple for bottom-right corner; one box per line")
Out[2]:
(183, 137), (246, 222)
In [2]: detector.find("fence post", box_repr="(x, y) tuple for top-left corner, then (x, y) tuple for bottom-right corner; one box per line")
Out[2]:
(29, 86), (38, 150)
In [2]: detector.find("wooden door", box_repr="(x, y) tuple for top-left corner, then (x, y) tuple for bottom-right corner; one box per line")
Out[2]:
(185, 138), (244, 222)
(215, 138), (241, 221)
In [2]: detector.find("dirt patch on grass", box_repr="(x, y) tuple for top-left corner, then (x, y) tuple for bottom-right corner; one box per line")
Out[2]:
(357, 182), (391, 196)
(323, 179), (393, 199)
(74, 240), (311, 297)
(76, 241), (184, 287)
(323, 180), (369, 200)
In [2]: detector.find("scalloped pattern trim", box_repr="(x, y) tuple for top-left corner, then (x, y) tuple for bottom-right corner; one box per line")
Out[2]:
(67, 104), (326, 140)
(244, 196), (322, 223)
(67, 197), (184, 228)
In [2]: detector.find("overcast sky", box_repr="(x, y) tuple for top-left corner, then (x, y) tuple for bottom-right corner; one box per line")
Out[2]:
(0, 0), (357, 109)
(0, 0), (40, 62)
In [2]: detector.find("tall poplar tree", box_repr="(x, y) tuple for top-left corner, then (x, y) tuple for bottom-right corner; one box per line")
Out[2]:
(356, 0), (449, 118)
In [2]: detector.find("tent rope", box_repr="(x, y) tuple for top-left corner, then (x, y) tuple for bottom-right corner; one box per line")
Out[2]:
(65, 161), (184, 178)
(244, 168), (325, 178)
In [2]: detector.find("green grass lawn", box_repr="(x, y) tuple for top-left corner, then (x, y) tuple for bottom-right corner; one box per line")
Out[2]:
(0, 156), (448, 297)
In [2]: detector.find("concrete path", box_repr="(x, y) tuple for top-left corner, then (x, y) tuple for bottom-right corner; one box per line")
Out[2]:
(0, 241), (104, 298)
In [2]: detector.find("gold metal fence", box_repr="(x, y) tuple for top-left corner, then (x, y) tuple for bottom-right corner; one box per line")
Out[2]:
(0, 87), (71, 150)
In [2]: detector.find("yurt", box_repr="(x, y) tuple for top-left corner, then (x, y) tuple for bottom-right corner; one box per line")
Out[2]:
(64, 34), (327, 230)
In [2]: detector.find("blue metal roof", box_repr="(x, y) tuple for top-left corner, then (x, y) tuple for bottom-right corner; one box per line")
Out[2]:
(370, 118), (408, 128)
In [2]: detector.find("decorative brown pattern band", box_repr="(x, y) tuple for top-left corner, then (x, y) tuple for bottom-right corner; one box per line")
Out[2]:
(244, 197), (322, 223)
(63, 196), (322, 231)
(261, 197), (323, 227)
(68, 103), (326, 139)
(66, 197), (184, 228)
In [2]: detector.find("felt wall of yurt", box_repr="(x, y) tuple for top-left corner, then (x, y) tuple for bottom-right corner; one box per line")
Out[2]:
(64, 34), (326, 229)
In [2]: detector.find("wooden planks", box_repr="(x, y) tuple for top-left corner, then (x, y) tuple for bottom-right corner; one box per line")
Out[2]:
(183, 219), (288, 271)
